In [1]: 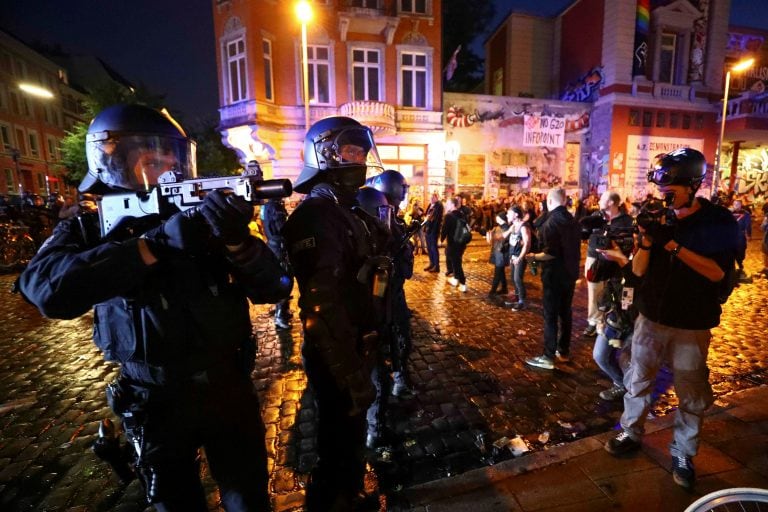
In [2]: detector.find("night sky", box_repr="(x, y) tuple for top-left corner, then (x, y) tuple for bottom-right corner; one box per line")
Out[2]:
(1, 0), (767, 123)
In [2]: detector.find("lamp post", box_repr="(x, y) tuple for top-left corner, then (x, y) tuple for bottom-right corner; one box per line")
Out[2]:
(295, 1), (313, 132)
(712, 57), (754, 196)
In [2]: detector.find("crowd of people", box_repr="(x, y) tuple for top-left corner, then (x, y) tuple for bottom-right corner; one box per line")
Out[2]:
(400, 149), (764, 491)
(12, 101), (768, 510)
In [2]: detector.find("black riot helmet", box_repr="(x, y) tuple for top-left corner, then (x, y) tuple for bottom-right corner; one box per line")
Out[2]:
(367, 169), (409, 209)
(647, 148), (706, 192)
(356, 185), (394, 229)
(80, 104), (196, 193)
(294, 116), (383, 194)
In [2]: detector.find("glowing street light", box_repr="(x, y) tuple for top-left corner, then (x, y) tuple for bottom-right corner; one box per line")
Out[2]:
(296, 1), (313, 132)
(18, 82), (54, 99)
(713, 57), (754, 195)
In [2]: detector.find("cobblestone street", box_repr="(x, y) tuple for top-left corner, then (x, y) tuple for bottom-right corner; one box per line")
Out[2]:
(1, 235), (766, 511)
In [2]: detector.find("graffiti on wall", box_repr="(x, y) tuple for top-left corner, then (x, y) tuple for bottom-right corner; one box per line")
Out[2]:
(445, 104), (590, 132)
(687, 0), (710, 83)
(560, 67), (604, 102)
(720, 148), (768, 204)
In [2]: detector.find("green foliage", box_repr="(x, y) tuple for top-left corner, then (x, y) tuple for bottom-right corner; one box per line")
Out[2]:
(189, 119), (242, 177)
(442, 0), (496, 92)
(60, 81), (166, 186)
(60, 121), (89, 187)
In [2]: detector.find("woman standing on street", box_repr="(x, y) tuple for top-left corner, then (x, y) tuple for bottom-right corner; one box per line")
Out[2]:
(505, 205), (532, 310)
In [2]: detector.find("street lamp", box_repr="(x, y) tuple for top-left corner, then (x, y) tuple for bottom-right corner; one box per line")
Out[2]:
(713, 57), (754, 195)
(295, 1), (313, 132)
(18, 82), (54, 99)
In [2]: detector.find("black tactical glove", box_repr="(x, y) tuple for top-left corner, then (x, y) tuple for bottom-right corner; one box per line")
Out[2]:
(142, 211), (209, 258)
(643, 222), (675, 247)
(199, 190), (253, 245)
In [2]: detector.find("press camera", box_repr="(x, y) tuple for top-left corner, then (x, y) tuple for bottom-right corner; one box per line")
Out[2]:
(635, 192), (677, 231)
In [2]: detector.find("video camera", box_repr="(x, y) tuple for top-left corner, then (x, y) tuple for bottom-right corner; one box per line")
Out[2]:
(581, 212), (635, 256)
(635, 192), (676, 232)
(592, 226), (636, 256)
(98, 162), (292, 238)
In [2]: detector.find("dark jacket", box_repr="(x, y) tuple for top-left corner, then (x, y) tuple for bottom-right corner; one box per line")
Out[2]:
(538, 205), (581, 282)
(440, 209), (469, 246)
(283, 184), (377, 393)
(424, 200), (443, 235)
(18, 212), (289, 385)
(637, 199), (739, 330)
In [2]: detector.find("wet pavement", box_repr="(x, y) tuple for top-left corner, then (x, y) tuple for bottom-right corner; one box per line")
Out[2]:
(0, 232), (766, 511)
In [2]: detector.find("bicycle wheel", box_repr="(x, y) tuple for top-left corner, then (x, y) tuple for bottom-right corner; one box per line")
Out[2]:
(16, 234), (37, 265)
(684, 487), (768, 512)
(0, 240), (18, 270)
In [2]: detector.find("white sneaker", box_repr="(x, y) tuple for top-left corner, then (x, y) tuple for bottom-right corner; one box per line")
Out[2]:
(448, 277), (459, 287)
(458, 284), (467, 292)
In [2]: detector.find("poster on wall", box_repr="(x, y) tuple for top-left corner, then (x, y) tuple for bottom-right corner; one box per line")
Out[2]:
(458, 154), (486, 186)
(564, 142), (580, 187)
(523, 114), (565, 148)
(625, 135), (704, 199)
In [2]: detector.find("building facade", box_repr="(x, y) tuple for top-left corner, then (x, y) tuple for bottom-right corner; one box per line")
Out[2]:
(485, 0), (768, 205)
(212, 0), (445, 202)
(0, 30), (85, 201)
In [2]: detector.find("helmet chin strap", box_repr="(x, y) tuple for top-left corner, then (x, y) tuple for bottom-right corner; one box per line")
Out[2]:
(665, 187), (696, 209)
(329, 167), (367, 206)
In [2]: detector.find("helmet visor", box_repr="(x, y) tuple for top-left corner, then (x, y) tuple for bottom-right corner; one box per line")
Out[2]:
(86, 133), (197, 191)
(317, 126), (383, 174)
(647, 167), (676, 186)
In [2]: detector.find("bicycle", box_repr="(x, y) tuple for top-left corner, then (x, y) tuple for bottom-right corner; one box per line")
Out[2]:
(684, 487), (768, 512)
(0, 222), (37, 271)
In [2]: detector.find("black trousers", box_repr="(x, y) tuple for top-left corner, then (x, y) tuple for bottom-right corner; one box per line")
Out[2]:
(136, 372), (270, 512)
(446, 243), (467, 284)
(302, 344), (367, 511)
(541, 265), (576, 359)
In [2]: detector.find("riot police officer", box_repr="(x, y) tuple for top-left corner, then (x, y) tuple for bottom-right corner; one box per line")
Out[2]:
(355, 185), (397, 449)
(18, 104), (290, 511)
(367, 170), (416, 400)
(283, 116), (383, 510)
(261, 197), (293, 329)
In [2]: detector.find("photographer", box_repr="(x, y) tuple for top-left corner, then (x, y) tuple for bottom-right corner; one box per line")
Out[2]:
(580, 191), (634, 338)
(603, 148), (740, 490)
(17, 104), (291, 511)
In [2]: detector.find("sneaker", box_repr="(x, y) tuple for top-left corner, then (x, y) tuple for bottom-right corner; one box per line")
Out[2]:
(428, 268), (440, 273)
(599, 384), (627, 401)
(423, 265), (434, 271)
(445, 271), (454, 277)
(672, 455), (695, 489)
(275, 316), (291, 330)
(448, 277), (459, 287)
(525, 355), (554, 370)
(511, 302), (525, 311)
(554, 350), (569, 362)
(604, 431), (641, 455)
(458, 284), (467, 292)
(583, 324), (598, 337)
(392, 381), (414, 398)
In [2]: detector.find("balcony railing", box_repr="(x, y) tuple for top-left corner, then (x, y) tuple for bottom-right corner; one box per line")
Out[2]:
(652, 83), (695, 102)
(340, 101), (396, 134)
(717, 92), (768, 121)
(219, 100), (258, 126)
(338, 2), (399, 43)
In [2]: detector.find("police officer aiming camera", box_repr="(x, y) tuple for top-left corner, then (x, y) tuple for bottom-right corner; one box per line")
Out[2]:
(18, 104), (291, 511)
